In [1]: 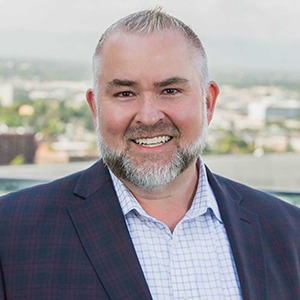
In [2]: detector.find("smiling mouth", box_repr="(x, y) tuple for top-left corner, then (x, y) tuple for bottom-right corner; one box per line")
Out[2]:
(132, 135), (172, 147)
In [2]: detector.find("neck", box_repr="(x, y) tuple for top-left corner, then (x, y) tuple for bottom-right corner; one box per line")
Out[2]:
(122, 161), (199, 232)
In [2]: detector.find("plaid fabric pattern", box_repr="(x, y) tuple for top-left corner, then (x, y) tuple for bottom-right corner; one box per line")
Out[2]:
(110, 158), (243, 299)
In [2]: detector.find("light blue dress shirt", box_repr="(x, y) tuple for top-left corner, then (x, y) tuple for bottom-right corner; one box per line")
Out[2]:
(110, 157), (242, 300)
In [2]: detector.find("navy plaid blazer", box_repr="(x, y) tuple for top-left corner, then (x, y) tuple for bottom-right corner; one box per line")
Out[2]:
(0, 160), (299, 299)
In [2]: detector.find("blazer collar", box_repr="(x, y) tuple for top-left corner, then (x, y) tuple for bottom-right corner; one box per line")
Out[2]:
(68, 160), (152, 300)
(206, 166), (267, 300)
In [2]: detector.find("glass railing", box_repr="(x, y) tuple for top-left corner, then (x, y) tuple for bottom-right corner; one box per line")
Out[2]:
(263, 190), (300, 208)
(0, 178), (46, 196)
(1, 178), (299, 208)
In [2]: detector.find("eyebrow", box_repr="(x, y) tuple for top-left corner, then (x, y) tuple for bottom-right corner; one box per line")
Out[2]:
(154, 77), (189, 87)
(105, 79), (137, 92)
(105, 76), (189, 92)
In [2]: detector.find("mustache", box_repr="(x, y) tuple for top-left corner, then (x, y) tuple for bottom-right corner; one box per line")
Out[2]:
(124, 120), (180, 139)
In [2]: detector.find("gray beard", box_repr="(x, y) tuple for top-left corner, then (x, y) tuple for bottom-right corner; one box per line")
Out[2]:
(99, 138), (204, 191)
(97, 120), (208, 191)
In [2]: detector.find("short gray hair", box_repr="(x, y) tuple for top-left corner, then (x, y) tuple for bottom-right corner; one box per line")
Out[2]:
(92, 7), (209, 98)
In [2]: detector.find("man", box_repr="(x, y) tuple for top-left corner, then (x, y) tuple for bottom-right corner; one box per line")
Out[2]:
(0, 8), (299, 300)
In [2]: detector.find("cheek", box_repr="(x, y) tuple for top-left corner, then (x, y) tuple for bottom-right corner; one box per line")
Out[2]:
(175, 103), (203, 139)
(98, 105), (131, 140)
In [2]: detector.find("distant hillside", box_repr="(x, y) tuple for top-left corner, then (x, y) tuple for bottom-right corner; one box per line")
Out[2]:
(211, 69), (300, 92)
(0, 57), (92, 82)
(1, 57), (299, 93)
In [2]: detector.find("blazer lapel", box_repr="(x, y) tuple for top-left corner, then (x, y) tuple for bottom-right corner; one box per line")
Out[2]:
(67, 161), (152, 300)
(66, 161), (267, 299)
(206, 167), (267, 300)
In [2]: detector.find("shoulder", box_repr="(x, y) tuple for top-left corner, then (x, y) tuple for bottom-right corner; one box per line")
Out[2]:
(207, 170), (300, 263)
(207, 168), (300, 226)
(0, 170), (81, 220)
(0, 160), (110, 218)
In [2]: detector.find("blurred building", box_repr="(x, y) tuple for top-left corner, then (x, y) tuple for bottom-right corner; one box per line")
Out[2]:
(266, 100), (300, 121)
(248, 98), (300, 122)
(0, 129), (37, 165)
(0, 83), (14, 106)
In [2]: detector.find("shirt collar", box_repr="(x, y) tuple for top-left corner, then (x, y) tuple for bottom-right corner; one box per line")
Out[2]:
(185, 158), (222, 223)
(109, 170), (144, 216)
(109, 156), (223, 223)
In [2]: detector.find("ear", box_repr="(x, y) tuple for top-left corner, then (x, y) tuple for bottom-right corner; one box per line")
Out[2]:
(205, 81), (219, 125)
(86, 88), (97, 121)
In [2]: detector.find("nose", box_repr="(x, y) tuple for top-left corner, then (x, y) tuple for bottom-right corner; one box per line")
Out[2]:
(134, 95), (165, 125)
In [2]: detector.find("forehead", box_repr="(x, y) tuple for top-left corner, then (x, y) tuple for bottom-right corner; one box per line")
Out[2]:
(98, 30), (197, 81)
(106, 29), (192, 51)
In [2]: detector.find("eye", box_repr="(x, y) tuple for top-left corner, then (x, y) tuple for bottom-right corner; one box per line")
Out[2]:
(114, 91), (135, 98)
(161, 88), (180, 95)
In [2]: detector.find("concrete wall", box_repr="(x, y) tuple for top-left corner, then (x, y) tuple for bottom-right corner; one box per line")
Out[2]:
(0, 153), (299, 191)
(204, 153), (300, 191)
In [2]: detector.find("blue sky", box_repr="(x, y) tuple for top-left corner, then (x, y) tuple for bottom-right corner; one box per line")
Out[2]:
(0, 0), (299, 71)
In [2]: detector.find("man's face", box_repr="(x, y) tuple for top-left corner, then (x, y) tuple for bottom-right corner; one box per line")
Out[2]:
(87, 30), (218, 190)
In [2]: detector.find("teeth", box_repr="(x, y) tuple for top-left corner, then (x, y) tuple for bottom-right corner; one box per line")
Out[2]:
(134, 136), (171, 146)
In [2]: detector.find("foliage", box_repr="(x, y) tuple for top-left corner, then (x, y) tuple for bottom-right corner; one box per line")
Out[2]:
(204, 130), (255, 155)
(0, 99), (94, 140)
(10, 155), (25, 165)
